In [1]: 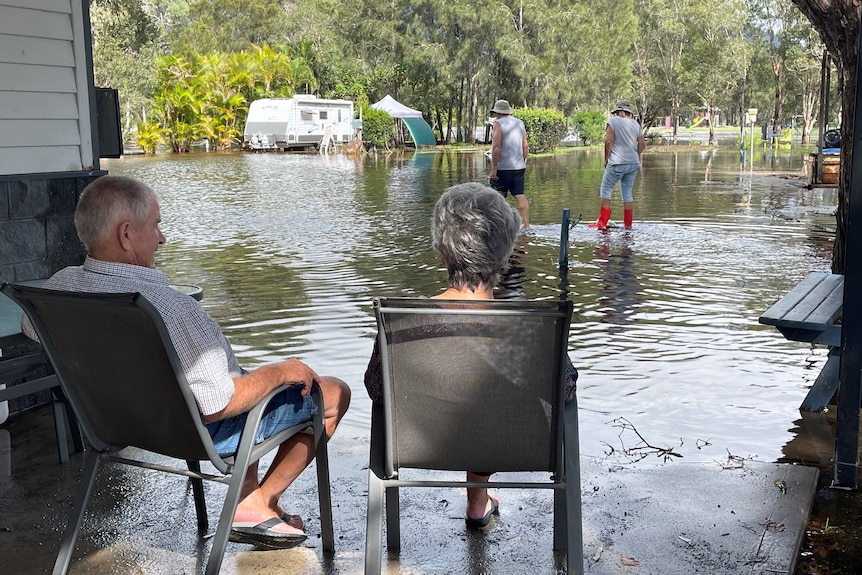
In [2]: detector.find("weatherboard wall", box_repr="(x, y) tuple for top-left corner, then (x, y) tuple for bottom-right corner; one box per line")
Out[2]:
(0, 0), (96, 177)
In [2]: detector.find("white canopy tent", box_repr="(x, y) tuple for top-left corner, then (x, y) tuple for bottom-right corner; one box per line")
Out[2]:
(371, 94), (423, 118)
(370, 95), (436, 146)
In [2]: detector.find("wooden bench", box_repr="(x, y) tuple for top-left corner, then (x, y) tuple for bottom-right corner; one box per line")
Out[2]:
(759, 272), (843, 411)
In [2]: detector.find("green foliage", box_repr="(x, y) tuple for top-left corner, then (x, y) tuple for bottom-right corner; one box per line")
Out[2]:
(87, 0), (826, 152)
(514, 108), (568, 154)
(168, 0), (290, 55)
(573, 111), (607, 146)
(739, 130), (764, 150)
(90, 1), (160, 138)
(359, 104), (395, 150)
(148, 45), (321, 152)
(135, 121), (164, 154)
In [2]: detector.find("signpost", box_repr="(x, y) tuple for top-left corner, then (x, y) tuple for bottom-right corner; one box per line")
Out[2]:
(747, 108), (758, 169)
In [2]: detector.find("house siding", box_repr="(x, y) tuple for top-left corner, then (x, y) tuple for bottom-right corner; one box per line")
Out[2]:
(0, 0), (95, 176)
(0, 0), (100, 415)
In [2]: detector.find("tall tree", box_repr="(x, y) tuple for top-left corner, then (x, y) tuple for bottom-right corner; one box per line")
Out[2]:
(748, 0), (806, 142)
(168, 0), (291, 54)
(791, 0), (858, 273)
(90, 0), (160, 138)
(783, 20), (825, 144)
(684, 0), (749, 145)
(637, 0), (695, 143)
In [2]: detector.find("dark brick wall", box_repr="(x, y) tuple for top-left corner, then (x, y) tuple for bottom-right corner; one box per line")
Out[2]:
(0, 175), (96, 284)
(1, 174), (98, 415)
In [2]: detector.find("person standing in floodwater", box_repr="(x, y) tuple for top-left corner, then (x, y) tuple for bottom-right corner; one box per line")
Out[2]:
(489, 99), (530, 232)
(592, 99), (645, 230)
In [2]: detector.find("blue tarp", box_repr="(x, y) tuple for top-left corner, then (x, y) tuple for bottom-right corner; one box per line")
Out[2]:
(402, 117), (437, 147)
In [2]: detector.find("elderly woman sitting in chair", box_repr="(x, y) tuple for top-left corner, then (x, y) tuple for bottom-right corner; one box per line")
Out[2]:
(364, 182), (578, 529)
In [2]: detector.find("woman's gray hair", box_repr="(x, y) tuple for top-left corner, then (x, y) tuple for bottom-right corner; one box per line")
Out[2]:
(432, 182), (522, 291)
(75, 176), (157, 251)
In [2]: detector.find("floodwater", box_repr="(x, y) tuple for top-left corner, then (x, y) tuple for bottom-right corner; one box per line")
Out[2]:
(102, 145), (836, 468)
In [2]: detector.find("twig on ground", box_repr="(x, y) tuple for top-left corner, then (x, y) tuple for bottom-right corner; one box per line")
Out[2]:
(718, 448), (749, 469)
(607, 417), (684, 463)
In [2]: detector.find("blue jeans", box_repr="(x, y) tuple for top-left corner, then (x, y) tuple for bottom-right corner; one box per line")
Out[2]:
(600, 163), (640, 202)
(206, 385), (317, 457)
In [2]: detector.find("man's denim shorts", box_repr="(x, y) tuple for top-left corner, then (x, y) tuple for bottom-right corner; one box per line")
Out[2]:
(206, 385), (317, 457)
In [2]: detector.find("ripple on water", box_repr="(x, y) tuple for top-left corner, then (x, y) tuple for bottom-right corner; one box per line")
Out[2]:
(104, 150), (833, 464)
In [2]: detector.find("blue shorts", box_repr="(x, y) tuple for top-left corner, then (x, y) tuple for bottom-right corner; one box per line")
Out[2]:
(206, 385), (317, 457)
(599, 163), (640, 202)
(490, 169), (526, 197)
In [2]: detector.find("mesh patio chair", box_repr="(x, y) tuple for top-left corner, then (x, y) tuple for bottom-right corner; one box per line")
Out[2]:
(1, 284), (334, 575)
(365, 297), (583, 575)
(0, 350), (83, 463)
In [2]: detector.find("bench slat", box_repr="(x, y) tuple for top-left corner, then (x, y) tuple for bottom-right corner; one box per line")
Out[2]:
(759, 272), (830, 321)
(781, 278), (843, 326)
(760, 273), (843, 331)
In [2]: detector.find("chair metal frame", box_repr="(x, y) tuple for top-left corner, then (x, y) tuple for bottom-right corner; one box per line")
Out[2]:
(364, 297), (583, 574)
(1, 284), (334, 575)
(0, 351), (83, 463)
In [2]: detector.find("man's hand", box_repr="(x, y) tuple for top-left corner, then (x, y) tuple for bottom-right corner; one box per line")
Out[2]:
(278, 358), (321, 397)
(490, 170), (499, 181)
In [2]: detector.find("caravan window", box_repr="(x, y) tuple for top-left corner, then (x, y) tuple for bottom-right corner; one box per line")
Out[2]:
(301, 110), (313, 121)
(320, 111), (328, 120)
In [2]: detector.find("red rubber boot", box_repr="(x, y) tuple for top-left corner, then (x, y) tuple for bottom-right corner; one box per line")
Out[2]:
(596, 207), (612, 230)
(624, 208), (633, 229)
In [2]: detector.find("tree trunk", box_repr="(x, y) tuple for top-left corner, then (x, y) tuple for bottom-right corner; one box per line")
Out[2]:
(708, 104), (716, 146)
(468, 72), (480, 145)
(791, 0), (859, 274)
(771, 55), (784, 145)
(801, 70), (819, 146)
(445, 105), (453, 144)
(671, 93), (680, 144)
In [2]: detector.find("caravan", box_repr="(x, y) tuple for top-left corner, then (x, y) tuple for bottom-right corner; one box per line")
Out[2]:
(243, 96), (355, 151)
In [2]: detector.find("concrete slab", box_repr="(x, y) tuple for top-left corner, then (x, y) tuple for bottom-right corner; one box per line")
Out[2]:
(0, 406), (818, 574)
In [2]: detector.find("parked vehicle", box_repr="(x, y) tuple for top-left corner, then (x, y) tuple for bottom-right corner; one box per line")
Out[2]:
(243, 96), (355, 151)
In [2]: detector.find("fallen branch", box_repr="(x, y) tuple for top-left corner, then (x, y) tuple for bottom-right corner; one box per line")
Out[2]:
(607, 417), (684, 463)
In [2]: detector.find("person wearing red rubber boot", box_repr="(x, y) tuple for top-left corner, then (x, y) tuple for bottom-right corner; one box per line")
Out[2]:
(591, 99), (645, 230)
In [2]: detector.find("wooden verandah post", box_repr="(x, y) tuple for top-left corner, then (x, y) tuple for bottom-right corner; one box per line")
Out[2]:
(833, 29), (862, 489)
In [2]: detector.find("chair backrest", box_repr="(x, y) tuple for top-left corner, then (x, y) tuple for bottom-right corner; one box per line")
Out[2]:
(1, 284), (225, 467)
(373, 297), (573, 478)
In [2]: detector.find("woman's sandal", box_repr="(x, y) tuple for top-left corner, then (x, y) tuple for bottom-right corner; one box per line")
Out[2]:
(465, 496), (500, 529)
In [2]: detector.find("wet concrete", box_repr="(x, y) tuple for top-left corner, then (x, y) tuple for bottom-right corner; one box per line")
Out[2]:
(0, 405), (817, 574)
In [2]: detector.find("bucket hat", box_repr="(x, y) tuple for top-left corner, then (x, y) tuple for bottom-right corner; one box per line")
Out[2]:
(612, 99), (636, 115)
(490, 99), (515, 115)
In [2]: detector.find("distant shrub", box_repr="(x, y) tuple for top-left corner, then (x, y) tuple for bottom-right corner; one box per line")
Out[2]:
(359, 104), (395, 150)
(135, 121), (164, 155)
(644, 130), (663, 143)
(514, 108), (568, 154)
(739, 131), (763, 150)
(572, 111), (607, 146)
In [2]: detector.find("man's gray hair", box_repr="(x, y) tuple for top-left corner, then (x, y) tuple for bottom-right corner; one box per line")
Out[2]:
(75, 176), (157, 251)
(432, 182), (522, 291)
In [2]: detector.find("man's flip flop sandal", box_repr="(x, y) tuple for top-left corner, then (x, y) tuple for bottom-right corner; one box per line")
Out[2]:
(229, 517), (307, 549)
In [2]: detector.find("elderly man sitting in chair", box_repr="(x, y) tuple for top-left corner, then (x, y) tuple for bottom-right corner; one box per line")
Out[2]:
(24, 175), (351, 550)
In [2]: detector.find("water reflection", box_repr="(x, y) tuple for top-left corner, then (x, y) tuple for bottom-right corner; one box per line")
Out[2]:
(594, 236), (639, 333)
(495, 235), (530, 300)
(103, 148), (833, 465)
